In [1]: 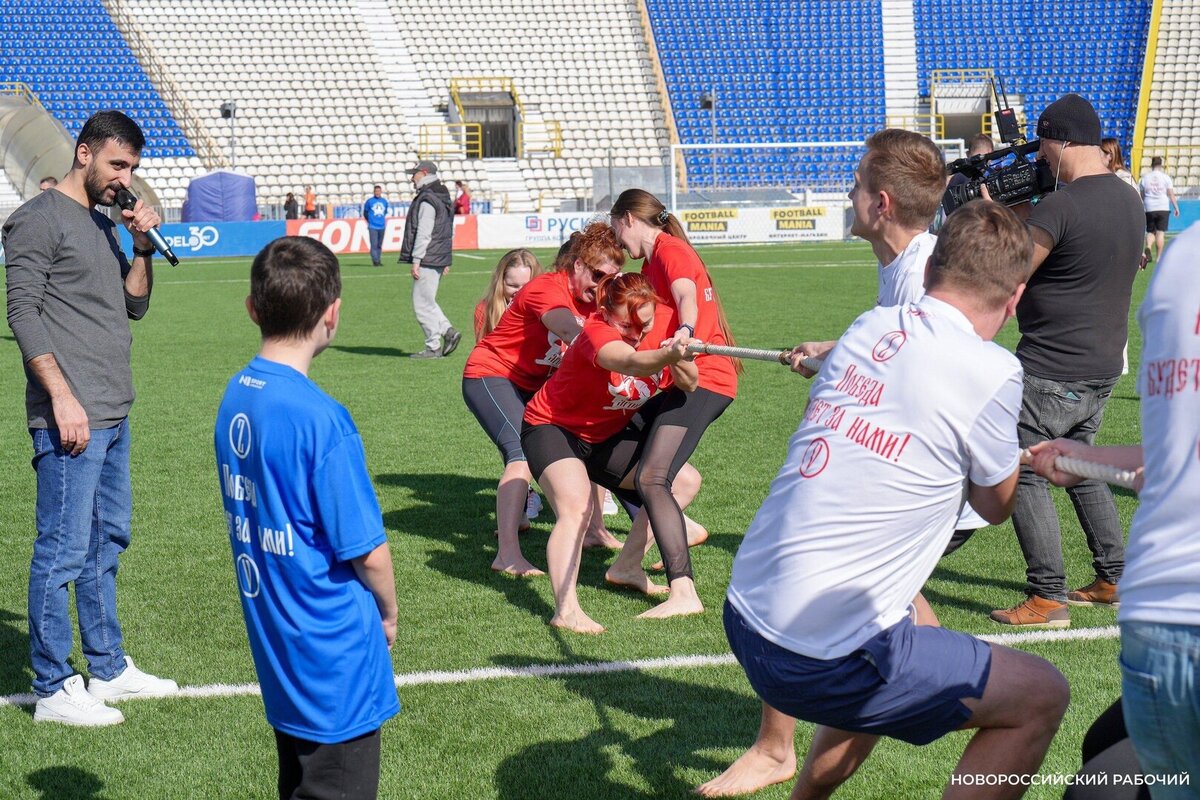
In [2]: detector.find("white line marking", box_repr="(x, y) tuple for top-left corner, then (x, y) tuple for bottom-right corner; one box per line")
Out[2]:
(0, 626), (1118, 707)
(455, 253), (488, 260)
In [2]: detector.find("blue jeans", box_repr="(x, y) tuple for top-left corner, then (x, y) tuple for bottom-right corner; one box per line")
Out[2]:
(368, 227), (384, 265)
(1120, 622), (1200, 798)
(28, 419), (131, 696)
(1011, 375), (1125, 600)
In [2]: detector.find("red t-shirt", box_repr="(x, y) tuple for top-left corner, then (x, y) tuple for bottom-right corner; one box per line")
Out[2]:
(641, 233), (738, 399)
(464, 271), (587, 392)
(472, 300), (487, 341)
(524, 315), (666, 443)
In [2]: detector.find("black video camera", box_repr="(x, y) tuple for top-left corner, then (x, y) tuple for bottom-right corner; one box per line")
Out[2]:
(943, 139), (1056, 215)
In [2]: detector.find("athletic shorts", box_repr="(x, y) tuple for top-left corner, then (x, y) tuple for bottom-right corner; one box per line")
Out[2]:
(1145, 210), (1169, 233)
(462, 377), (534, 465)
(521, 392), (669, 493)
(724, 600), (992, 745)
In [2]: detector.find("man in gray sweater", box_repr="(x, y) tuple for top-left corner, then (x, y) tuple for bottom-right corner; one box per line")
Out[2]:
(4, 110), (178, 726)
(400, 160), (460, 359)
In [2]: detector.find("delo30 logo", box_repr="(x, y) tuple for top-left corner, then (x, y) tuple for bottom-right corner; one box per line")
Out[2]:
(166, 225), (220, 254)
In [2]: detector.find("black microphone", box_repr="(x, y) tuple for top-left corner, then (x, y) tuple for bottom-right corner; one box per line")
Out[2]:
(115, 188), (179, 266)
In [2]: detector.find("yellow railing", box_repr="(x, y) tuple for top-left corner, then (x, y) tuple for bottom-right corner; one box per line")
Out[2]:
(449, 76), (522, 123)
(518, 120), (563, 158)
(981, 111), (1026, 138)
(1131, 0), (1164, 179)
(634, 0), (687, 192)
(885, 114), (944, 139)
(418, 123), (482, 159)
(0, 82), (45, 111)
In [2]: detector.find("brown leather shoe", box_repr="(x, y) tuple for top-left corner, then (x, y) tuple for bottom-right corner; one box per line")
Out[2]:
(1067, 579), (1120, 607)
(989, 595), (1070, 628)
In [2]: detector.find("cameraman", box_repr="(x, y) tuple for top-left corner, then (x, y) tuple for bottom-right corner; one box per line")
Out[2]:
(988, 94), (1144, 629)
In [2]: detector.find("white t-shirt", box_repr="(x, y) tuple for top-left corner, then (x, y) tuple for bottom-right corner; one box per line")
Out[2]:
(728, 296), (1022, 659)
(1139, 169), (1174, 213)
(877, 231), (935, 307)
(1118, 221), (1200, 627)
(874, 231), (989, 531)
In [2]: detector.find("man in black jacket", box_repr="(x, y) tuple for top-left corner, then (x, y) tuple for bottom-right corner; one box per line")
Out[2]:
(401, 160), (460, 359)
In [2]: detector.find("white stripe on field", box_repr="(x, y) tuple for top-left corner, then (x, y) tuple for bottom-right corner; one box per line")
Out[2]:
(0, 626), (1118, 708)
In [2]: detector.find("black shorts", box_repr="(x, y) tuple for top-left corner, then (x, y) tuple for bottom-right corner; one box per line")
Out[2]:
(1145, 210), (1169, 233)
(275, 728), (381, 800)
(522, 392), (670, 491)
(462, 377), (534, 465)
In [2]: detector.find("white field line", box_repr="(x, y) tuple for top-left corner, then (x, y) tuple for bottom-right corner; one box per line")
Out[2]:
(0, 626), (1118, 708)
(154, 261), (866, 286)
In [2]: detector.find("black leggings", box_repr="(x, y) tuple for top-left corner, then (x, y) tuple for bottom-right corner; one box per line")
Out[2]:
(633, 387), (732, 582)
(1063, 698), (1148, 799)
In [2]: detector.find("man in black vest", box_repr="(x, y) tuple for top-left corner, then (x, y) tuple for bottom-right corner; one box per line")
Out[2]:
(400, 160), (460, 359)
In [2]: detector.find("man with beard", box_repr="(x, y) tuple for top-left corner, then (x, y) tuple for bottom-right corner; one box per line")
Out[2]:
(4, 110), (178, 726)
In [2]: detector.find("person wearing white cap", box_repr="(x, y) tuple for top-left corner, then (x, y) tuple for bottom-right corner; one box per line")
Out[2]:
(400, 160), (460, 359)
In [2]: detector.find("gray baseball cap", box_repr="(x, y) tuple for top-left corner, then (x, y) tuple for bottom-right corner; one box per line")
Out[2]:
(406, 160), (438, 175)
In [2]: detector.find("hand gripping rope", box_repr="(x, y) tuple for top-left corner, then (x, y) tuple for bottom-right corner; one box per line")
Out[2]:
(1019, 449), (1140, 490)
(684, 342), (823, 373)
(686, 342), (1139, 491)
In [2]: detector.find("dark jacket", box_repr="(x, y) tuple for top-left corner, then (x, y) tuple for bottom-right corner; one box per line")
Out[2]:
(400, 179), (454, 267)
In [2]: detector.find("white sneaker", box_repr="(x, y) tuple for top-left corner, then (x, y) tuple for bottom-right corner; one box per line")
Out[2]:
(602, 490), (618, 516)
(87, 656), (179, 701)
(525, 488), (542, 520)
(34, 674), (124, 726)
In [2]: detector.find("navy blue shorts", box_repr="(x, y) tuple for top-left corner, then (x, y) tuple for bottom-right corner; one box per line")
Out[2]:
(724, 600), (991, 745)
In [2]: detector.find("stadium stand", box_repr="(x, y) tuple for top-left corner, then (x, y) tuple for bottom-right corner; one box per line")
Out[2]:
(1140, 0), (1200, 187)
(0, 0), (198, 206)
(914, 0), (1151, 160)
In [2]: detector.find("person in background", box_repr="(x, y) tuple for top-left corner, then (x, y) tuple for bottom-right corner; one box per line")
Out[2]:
(303, 185), (318, 219)
(1101, 138), (1135, 187)
(284, 192), (299, 220)
(401, 160), (460, 359)
(363, 184), (389, 267)
(37, 176), (57, 191)
(215, 236), (399, 800)
(1138, 156), (1180, 264)
(454, 180), (472, 216)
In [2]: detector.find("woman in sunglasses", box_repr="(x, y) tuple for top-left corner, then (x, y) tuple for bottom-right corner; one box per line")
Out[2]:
(522, 272), (699, 634)
(462, 223), (624, 576)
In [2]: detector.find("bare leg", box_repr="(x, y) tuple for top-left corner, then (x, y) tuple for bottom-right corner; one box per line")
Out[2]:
(605, 507), (668, 595)
(1155, 229), (1166, 261)
(583, 482), (622, 549)
(540, 459), (604, 634)
(911, 592), (940, 627)
(493, 461), (544, 577)
(944, 644), (1069, 799)
(696, 702), (799, 797)
(790, 727), (879, 800)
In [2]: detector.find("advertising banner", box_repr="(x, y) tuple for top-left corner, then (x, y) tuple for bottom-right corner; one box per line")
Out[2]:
(675, 206), (844, 244)
(476, 212), (598, 249)
(288, 216), (478, 254)
(116, 221), (286, 259)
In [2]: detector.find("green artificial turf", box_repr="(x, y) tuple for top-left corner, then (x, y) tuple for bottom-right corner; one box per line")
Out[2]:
(0, 240), (1150, 798)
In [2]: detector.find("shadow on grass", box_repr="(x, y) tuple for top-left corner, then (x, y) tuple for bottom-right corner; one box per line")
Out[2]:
(330, 345), (413, 359)
(492, 630), (761, 799)
(0, 608), (33, 697)
(376, 472), (559, 624)
(932, 562), (1027, 595)
(27, 766), (107, 800)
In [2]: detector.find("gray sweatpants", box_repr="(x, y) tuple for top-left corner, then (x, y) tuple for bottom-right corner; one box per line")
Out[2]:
(413, 265), (453, 351)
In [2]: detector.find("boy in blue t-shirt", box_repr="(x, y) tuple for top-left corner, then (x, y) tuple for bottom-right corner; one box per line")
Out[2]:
(362, 185), (389, 266)
(214, 236), (399, 800)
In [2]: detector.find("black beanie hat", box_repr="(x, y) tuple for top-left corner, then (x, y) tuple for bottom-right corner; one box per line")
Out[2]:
(1036, 94), (1102, 145)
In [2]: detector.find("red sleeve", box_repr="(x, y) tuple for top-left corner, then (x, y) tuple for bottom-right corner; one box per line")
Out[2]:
(473, 301), (486, 340)
(522, 271), (575, 319)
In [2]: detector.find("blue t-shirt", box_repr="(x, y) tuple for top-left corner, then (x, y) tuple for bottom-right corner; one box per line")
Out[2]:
(214, 356), (400, 743)
(363, 196), (389, 230)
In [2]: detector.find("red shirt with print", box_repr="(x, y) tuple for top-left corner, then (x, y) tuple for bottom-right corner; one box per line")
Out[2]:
(524, 314), (666, 443)
(641, 233), (737, 399)
(464, 271), (587, 392)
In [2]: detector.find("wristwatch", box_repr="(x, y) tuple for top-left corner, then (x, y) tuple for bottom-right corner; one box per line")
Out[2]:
(133, 246), (155, 258)
(677, 323), (695, 338)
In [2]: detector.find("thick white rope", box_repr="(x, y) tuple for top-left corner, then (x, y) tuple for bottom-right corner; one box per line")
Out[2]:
(685, 342), (823, 372)
(1020, 449), (1139, 490)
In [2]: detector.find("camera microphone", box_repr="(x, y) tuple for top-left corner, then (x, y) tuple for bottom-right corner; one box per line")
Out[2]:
(115, 188), (179, 266)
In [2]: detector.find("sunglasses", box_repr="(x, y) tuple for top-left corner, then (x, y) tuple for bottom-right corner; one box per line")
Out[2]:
(590, 268), (610, 282)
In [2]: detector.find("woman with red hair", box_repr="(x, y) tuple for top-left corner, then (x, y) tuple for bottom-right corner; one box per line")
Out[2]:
(608, 188), (739, 619)
(462, 224), (623, 576)
(522, 272), (698, 633)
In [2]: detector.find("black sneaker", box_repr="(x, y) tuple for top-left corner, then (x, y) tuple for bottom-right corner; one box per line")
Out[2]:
(410, 348), (443, 359)
(442, 327), (462, 356)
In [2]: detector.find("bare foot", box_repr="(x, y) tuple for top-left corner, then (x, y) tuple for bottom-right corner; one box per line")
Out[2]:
(550, 610), (605, 634)
(583, 528), (623, 550)
(491, 555), (545, 577)
(638, 592), (704, 620)
(650, 521), (711, 570)
(605, 567), (670, 596)
(694, 745), (797, 797)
